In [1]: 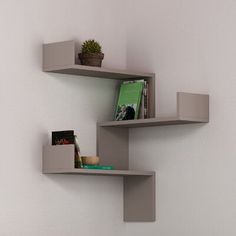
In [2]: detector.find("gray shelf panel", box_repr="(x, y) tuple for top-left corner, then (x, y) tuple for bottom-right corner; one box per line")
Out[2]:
(43, 40), (154, 80)
(43, 168), (155, 176)
(99, 92), (209, 128)
(43, 40), (156, 117)
(99, 117), (207, 128)
(42, 40), (210, 222)
(44, 64), (154, 80)
(42, 144), (156, 222)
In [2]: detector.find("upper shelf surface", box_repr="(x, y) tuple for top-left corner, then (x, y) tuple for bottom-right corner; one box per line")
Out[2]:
(43, 40), (154, 80)
(44, 64), (155, 80)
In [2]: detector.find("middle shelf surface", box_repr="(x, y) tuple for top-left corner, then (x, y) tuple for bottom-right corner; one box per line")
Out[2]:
(98, 116), (208, 128)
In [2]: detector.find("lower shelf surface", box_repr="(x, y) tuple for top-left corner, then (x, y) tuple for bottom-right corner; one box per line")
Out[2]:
(43, 168), (155, 176)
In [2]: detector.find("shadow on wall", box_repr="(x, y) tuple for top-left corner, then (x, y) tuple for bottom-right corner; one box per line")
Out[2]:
(129, 123), (209, 170)
(131, 123), (208, 142)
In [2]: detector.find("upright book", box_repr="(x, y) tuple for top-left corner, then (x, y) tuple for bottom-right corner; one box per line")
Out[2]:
(139, 80), (149, 119)
(115, 81), (144, 121)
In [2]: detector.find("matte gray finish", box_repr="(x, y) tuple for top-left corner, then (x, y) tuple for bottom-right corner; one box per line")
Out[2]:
(44, 64), (155, 80)
(43, 40), (154, 79)
(43, 145), (154, 176)
(43, 40), (75, 70)
(96, 127), (156, 221)
(146, 75), (155, 118)
(95, 92), (208, 221)
(99, 116), (204, 128)
(43, 144), (156, 221)
(42, 41), (210, 222)
(43, 40), (156, 118)
(44, 168), (154, 176)
(43, 144), (75, 172)
(177, 92), (209, 121)
(97, 126), (129, 170)
(99, 92), (209, 128)
(124, 174), (156, 222)
(42, 40), (157, 222)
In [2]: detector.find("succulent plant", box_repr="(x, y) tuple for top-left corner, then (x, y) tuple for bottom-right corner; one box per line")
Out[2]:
(81, 39), (102, 54)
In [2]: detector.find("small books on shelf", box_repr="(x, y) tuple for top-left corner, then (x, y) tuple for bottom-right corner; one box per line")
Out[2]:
(51, 130), (83, 168)
(83, 165), (114, 170)
(51, 130), (114, 170)
(114, 80), (149, 121)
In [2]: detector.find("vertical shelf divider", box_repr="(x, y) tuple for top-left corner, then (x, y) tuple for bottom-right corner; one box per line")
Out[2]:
(96, 125), (129, 170)
(124, 174), (156, 222)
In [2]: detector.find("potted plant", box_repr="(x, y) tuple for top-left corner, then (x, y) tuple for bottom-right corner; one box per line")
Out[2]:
(78, 39), (104, 67)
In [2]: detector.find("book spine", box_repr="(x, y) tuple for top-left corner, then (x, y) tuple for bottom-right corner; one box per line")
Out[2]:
(135, 82), (144, 119)
(139, 88), (145, 119)
(74, 135), (83, 168)
(143, 81), (149, 119)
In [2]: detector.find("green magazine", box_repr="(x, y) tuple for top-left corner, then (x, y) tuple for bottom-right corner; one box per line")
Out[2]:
(83, 165), (114, 170)
(115, 81), (144, 121)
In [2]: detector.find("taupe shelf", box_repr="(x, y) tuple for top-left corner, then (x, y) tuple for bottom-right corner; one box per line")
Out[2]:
(43, 168), (154, 176)
(97, 92), (209, 185)
(43, 40), (156, 118)
(43, 40), (154, 80)
(43, 144), (156, 222)
(98, 92), (209, 128)
(44, 64), (154, 80)
(43, 145), (154, 176)
(42, 40), (210, 223)
(99, 117), (206, 128)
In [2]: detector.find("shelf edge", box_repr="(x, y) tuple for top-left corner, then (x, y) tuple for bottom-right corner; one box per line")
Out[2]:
(43, 168), (155, 176)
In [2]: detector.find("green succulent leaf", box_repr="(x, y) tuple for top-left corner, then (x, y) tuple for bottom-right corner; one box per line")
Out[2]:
(81, 39), (102, 54)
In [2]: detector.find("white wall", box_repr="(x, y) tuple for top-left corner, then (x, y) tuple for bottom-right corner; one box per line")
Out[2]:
(127, 0), (236, 236)
(0, 0), (127, 235)
(1, 0), (236, 235)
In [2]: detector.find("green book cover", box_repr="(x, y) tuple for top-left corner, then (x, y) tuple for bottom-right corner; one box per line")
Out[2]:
(115, 81), (144, 121)
(83, 165), (114, 170)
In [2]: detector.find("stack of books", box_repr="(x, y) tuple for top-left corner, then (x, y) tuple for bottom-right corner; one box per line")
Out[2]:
(82, 164), (114, 170)
(114, 80), (149, 121)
